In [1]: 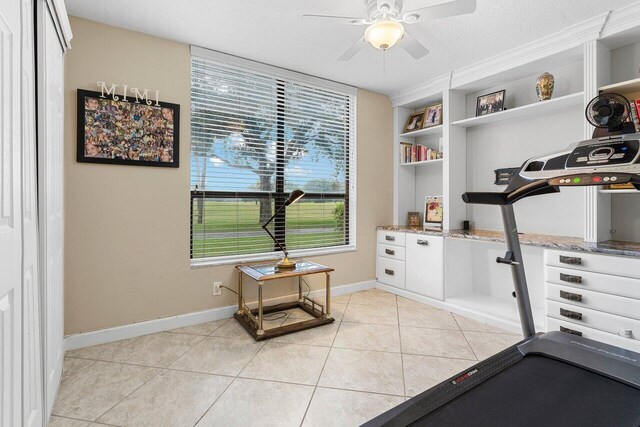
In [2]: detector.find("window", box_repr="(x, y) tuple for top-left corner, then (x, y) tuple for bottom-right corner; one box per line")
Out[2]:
(190, 48), (356, 265)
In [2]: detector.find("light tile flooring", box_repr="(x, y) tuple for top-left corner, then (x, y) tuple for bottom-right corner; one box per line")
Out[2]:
(50, 289), (520, 427)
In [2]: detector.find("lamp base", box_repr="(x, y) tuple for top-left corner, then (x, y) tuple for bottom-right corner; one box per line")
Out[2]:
(276, 256), (297, 270)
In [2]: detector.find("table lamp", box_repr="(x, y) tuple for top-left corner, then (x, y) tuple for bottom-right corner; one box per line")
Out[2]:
(262, 189), (305, 270)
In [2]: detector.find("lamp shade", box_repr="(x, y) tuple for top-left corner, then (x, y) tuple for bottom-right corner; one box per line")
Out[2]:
(286, 189), (305, 206)
(364, 20), (404, 50)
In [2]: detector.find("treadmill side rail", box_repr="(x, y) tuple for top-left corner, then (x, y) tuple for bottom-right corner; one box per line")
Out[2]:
(519, 331), (640, 388)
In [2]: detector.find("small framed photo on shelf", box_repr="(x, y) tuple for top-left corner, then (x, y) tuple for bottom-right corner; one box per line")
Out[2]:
(476, 89), (505, 117)
(407, 212), (421, 227)
(404, 111), (425, 133)
(422, 104), (443, 128)
(424, 196), (443, 227)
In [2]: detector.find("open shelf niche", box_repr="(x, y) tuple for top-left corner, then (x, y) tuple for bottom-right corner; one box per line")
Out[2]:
(593, 34), (640, 244)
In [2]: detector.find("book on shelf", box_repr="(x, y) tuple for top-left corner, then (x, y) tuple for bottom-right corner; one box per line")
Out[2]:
(629, 100), (640, 132)
(400, 142), (443, 164)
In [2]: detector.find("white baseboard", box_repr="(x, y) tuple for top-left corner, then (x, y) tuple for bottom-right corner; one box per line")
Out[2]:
(64, 280), (375, 351)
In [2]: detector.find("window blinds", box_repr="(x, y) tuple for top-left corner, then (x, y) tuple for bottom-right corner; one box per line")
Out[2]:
(190, 52), (356, 262)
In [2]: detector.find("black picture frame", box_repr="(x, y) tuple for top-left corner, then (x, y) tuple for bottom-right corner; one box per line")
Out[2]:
(475, 89), (506, 117)
(77, 89), (180, 167)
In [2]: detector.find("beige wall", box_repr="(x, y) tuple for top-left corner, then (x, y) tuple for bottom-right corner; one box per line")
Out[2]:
(64, 17), (393, 335)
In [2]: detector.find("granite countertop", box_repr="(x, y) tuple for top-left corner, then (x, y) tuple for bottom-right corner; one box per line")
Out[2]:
(376, 226), (640, 257)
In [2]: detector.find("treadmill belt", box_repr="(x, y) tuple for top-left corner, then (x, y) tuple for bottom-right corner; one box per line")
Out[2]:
(412, 355), (640, 427)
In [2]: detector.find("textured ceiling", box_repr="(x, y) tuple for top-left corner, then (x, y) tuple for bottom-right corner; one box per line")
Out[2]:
(64, 0), (637, 95)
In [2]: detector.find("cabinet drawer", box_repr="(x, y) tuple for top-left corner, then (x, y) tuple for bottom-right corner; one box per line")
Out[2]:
(377, 257), (405, 289)
(545, 317), (640, 353)
(545, 250), (640, 279)
(378, 243), (406, 261)
(546, 300), (640, 341)
(405, 234), (443, 300)
(545, 265), (640, 300)
(546, 282), (640, 320)
(377, 230), (405, 246)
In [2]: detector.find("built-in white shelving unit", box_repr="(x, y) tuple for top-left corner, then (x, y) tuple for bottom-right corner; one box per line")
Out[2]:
(451, 92), (584, 128)
(386, 2), (640, 332)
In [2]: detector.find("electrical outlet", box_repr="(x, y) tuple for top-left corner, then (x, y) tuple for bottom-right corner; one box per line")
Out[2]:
(213, 282), (222, 296)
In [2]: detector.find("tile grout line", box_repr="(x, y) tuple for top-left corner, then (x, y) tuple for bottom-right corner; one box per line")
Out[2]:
(453, 316), (479, 361)
(300, 317), (344, 426)
(395, 295), (408, 398)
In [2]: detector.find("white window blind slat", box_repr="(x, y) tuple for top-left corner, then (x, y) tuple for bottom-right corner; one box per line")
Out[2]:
(190, 53), (356, 262)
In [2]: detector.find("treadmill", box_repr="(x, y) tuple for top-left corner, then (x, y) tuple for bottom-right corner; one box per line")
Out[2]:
(364, 131), (640, 426)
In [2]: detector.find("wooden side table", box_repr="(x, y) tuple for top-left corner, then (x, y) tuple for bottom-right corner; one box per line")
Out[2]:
(234, 260), (334, 341)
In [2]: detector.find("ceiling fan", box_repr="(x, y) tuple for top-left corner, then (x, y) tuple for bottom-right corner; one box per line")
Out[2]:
(303, 0), (476, 61)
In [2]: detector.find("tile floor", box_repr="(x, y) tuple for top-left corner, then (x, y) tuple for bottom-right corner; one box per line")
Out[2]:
(50, 289), (520, 427)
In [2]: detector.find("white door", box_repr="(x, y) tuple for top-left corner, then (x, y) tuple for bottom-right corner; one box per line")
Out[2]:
(0, 0), (24, 425)
(38, 5), (66, 416)
(405, 234), (444, 300)
(22, 0), (44, 425)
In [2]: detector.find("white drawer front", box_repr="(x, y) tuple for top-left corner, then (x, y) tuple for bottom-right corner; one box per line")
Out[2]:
(377, 257), (405, 289)
(546, 282), (640, 320)
(546, 300), (640, 342)
(378, 243), (406, 261)
(377, 230), (405, 247)
(545, 250), (640, 279)
(545, 265), (640, 300)
(545, 317), (640, 353)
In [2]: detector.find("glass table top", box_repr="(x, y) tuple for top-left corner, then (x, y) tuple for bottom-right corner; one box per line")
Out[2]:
(236, 260), (333, 281)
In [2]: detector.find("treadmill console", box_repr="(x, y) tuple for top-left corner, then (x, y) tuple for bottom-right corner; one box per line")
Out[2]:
(566, 139), (639, 168)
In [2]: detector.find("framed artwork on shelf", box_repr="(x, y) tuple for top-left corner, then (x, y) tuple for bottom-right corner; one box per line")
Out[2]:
(407, 212), (421, 227)
(424, 196), (443, 227)
(77, 89), (180, 167)
(476, 89), (505, 117)
(404, 110), (425, 133)
(422, 103), (443, 128)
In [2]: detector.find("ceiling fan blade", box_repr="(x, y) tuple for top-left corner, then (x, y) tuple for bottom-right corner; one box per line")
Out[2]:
(399, 31), (429, 59)
(402, 0), (476, 23)
(338, 37), (367, 61)
(302, 14), (368, 25)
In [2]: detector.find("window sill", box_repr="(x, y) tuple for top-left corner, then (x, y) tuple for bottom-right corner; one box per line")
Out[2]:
(190, 245), (357, 268)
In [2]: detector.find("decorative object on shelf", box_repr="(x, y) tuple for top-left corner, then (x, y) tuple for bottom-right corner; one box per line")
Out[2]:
(536, 72), (555, 101)
(476, 89), (505, 117)
(494, 167), (521, 186)
(422, 103), (443, 128)
(77, 89), (180, 167)
(424, 196), (443, 227)
(407, 212), (421, 227)
(261, 189), (305, 269)
(462, 220), (471, 231)
(404, 110), (425, 133)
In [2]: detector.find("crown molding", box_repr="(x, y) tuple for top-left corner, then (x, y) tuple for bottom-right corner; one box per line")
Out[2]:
(450, 12), (609, 89)
(390, 71), (451, 107)
(600, 1), (640, 39)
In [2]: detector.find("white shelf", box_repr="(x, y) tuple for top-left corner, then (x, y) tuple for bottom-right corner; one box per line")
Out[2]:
(451, 92), (585, 128)
(446, 292), (544, 330)
(599, 189), (640, 194)
(600, 77), (640, 94)
(400, 159), (443, 167)
(400, 124), (443, 138)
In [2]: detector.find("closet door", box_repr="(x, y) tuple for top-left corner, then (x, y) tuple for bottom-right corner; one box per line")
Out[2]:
(0, 0), (24, 426)
(22, 0), (44, 424)
(38, 2), (67, 417)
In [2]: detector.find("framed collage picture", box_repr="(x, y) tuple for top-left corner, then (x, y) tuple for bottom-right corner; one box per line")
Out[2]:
(424, 196), (444, 227)
(77, 89), (180, 167)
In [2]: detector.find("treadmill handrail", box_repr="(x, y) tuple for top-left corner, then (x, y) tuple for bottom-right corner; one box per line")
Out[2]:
(462, 179), (559, 205)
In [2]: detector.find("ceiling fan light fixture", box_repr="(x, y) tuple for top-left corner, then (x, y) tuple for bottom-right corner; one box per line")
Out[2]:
(364, 19), (404, 50)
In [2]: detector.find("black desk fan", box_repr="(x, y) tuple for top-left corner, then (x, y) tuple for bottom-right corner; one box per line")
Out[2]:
(586, 92), (635, 137)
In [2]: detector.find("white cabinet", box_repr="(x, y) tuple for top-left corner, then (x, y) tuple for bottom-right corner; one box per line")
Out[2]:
(405, 234), (444, 300)
(376, 230), (406, 289)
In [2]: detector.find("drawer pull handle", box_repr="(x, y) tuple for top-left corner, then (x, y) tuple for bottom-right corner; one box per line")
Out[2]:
(559, 273), (582, 284)
(385, 249), (395, 256)
(560, 326), (582, 337)
(385, 235), (395, 241)
(384, 269), (394, 276)
(559, 255), (582, 265)
(417, 239), (429, 246)
(560, 290), (582, 302)
(560, 308), (582, 321)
